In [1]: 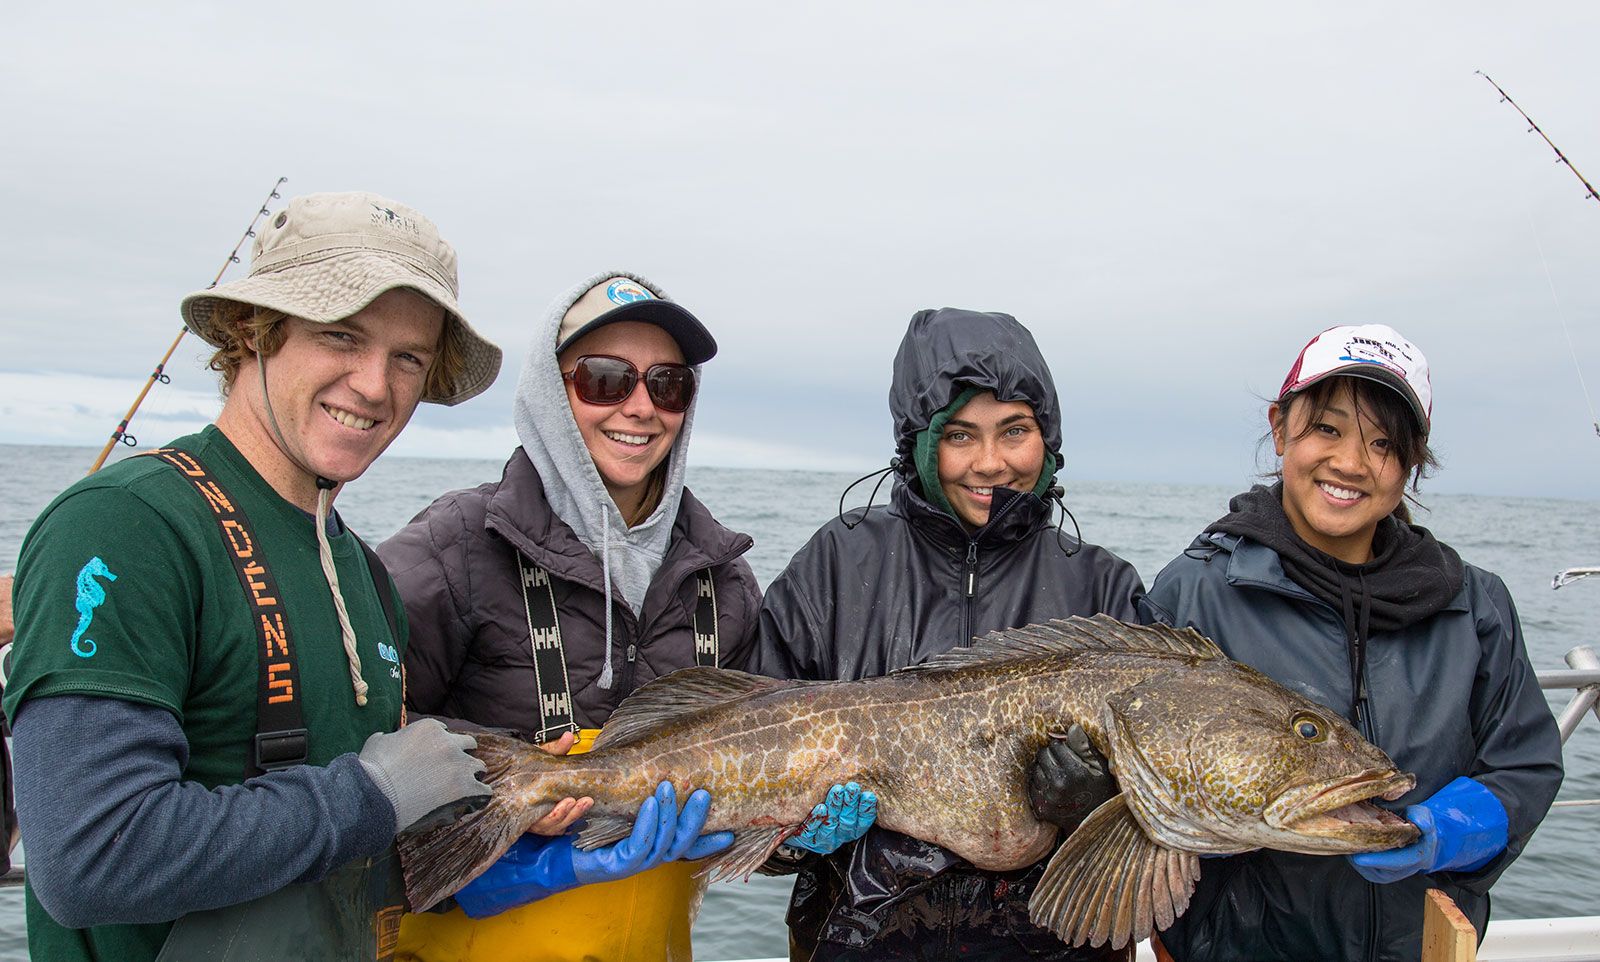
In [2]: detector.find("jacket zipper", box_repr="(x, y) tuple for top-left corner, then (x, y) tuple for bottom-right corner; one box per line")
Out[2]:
(954, 493), (1033, 647)
(620, 535), (754, 693)
(960, 541), (979, 646)
(1358, 646), (1378, 962)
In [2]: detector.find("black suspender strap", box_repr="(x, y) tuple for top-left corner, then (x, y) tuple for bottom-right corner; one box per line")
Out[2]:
(692, 568), (718, 668)
(357, 537), (406, 728)
(358, 538), (401, 654)
(140, 448), (308, 777)
(515, 555), (720, 742)
(517, 552), (577, 744)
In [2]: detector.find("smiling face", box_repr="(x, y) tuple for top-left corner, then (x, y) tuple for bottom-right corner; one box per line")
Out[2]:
(217, 288), (445, 511)
(936, 391), (1047, 530)
(1272, 378), (1409, 564)
(558, 320), (687, 520)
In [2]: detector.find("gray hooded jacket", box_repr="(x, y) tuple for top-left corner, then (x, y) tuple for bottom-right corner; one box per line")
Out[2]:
(379, 271), (761, 731)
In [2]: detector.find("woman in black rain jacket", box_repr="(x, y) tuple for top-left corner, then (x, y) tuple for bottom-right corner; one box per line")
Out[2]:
(752, 307), (1145, 961)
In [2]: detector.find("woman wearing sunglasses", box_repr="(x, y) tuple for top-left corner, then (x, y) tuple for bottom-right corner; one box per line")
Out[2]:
(379, 272), (764, 962)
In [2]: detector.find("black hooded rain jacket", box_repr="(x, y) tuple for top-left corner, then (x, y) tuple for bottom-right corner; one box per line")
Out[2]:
(751, 308), (1146, 961)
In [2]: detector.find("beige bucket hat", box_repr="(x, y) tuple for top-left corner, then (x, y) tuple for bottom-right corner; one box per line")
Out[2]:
(180, 191), (502, 405)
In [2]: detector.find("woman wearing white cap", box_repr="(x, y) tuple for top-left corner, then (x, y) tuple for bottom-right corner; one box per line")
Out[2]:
(1140, 325), (1563, 962)
(382, 271), (839, 961)
(3, 191), (502, 962)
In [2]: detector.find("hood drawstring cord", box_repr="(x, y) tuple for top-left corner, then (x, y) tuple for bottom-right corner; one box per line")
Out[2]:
(838, 458), (901, 530)
(1047, 485), (1083, 558)
(598, 507), (615, 689)
(1333, 561), (1373, 729)
(257, 351), (369, 707)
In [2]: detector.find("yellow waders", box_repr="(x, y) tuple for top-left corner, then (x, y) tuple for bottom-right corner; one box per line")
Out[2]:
(395, 730), (706, 962)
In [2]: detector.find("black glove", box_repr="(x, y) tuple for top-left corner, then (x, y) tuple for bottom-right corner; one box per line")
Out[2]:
(1027, 723), (1117, 831)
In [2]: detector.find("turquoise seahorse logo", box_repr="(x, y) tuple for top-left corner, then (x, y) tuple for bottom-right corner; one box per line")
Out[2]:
(70, 557), (117, 659)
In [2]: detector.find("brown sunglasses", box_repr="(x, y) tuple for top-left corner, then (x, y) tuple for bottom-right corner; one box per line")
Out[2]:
(561, 355), (696, 413)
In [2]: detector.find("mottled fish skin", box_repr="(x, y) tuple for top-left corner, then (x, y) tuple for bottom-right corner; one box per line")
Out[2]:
(399, 615), (1419, 950)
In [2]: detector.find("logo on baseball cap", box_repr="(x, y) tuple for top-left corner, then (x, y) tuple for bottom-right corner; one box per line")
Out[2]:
(1279, 324), (1431, 433)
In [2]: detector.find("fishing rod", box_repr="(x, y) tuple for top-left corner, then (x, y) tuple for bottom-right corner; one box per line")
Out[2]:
(1478, 73), (1600, 438)
(1477, 71), (1600, 206)
(87, 177), (288, 474)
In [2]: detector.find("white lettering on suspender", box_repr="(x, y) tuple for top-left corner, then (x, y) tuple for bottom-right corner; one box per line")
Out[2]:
(530, 626), (560, 651)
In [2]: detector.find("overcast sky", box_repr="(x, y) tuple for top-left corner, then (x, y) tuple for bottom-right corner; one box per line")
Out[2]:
(5, 2), (1600, 499)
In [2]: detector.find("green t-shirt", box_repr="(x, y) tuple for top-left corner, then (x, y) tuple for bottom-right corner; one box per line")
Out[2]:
(4, 426), (407, 960)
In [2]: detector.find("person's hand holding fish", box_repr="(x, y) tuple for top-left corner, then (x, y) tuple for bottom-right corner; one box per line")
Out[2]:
(782, 782), (877, 854)
(453, 780), (734, 919)
(1346, 776), (1510, 884)
(524, 731), (594, 836)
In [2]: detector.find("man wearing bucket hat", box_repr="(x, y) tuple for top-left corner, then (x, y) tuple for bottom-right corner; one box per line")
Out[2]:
(3, 191), (503, 962)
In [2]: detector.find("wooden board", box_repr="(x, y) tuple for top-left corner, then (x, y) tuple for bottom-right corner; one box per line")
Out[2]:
(1423, 888), (1478, 962)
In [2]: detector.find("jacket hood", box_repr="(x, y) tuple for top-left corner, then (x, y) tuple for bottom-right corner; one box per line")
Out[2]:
(888, 308), (1063, 475)
(511, 269), (700, 622)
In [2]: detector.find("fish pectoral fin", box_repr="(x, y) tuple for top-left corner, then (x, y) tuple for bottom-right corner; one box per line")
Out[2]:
(576, 814), (636, 849)
(696, 826), (792, 883)
(1028, 793), (1200, 951)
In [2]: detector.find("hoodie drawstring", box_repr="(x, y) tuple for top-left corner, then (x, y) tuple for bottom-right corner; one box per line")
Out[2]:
(598, 507), (615, 689)
(1047, 485), (1083, 558)
(257, 351), (369, 707)
(1334, 562), (1372, 730)
(838, 459), (900, 530)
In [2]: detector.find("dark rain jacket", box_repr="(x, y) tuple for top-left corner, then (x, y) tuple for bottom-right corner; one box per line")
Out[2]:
(1140, 529), (1563, 962)
(378, 449), (761, 732)
(751, 308), (1146, 961)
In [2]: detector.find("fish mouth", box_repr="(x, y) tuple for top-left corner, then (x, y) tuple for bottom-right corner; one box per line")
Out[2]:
(1264, 770), (1419, 848)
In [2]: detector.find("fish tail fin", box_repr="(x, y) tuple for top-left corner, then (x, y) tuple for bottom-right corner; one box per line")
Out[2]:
(398, 730), (567, 912)
(398, 790), (531, 912)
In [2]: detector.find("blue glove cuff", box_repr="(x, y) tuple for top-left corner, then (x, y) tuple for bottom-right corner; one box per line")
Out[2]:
(1425, 776), (1509, 873)
(454, 835), (578, 919)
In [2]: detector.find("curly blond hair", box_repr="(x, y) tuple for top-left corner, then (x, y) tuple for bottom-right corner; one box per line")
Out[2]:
(207, 301), (465, 401)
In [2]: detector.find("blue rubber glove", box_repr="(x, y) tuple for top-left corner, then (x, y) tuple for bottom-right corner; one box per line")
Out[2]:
(1347, 777), (1509, 884)
(454, 781), (733, 918)
(782, 782), (877, 854)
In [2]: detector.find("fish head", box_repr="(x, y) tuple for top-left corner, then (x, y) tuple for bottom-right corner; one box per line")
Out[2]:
(1102, 659), (1419, 856)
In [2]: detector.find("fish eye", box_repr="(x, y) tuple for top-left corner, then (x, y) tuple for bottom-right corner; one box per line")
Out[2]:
(1291, 712), (1326, 742)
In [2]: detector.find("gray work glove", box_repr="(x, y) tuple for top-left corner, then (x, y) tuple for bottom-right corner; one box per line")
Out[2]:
(1028, 723), (1118, 831)
(358, 719), (491, 833)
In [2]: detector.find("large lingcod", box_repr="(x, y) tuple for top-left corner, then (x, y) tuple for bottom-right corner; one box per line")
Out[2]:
(399, 615), (1418, 949)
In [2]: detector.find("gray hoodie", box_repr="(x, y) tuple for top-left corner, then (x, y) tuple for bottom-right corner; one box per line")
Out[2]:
(511, 270), (698, 687)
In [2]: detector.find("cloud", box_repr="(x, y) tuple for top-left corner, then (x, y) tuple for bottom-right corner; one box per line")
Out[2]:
(5, 2), (1600, 499)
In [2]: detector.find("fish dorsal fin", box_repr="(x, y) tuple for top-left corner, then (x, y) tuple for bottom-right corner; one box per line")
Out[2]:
(893, 614), (1222, 677)
(1029, 793), (1201, 950)
(591, 666), (792, 752)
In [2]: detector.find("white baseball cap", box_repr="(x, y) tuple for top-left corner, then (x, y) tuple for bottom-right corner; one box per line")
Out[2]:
(1278, 324), (1431, 433)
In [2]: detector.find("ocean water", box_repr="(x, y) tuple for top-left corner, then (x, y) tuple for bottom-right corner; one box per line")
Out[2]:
(1, 444), (1597, 960)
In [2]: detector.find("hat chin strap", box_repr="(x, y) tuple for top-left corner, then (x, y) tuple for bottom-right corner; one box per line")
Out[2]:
(256, 351), (370, 707)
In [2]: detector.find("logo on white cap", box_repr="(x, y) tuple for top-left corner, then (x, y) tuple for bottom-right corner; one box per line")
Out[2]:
(1281, 324), (1432, 430)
